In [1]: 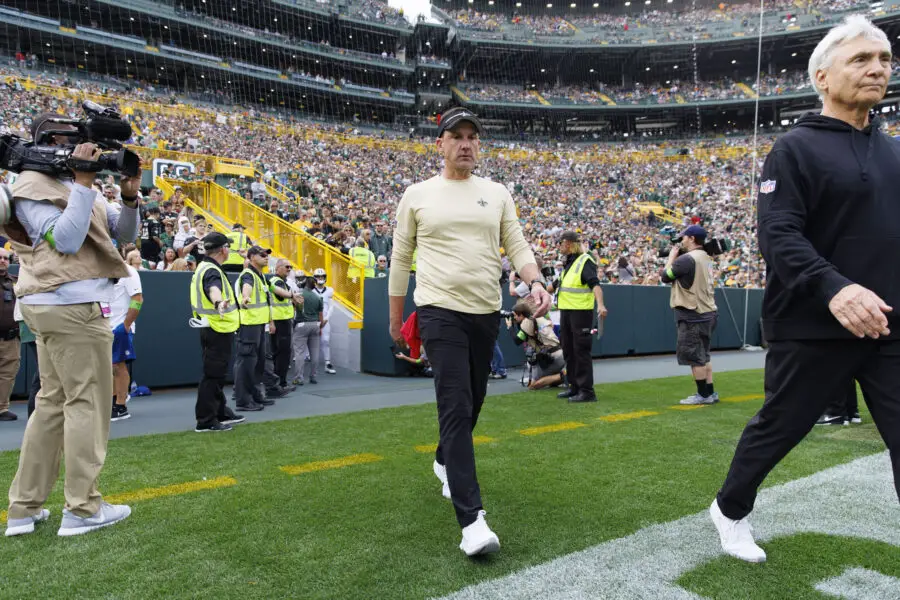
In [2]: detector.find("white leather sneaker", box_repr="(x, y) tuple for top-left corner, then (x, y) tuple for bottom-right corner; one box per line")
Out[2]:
(433, 460), (451, 499)
(58, 503), (131, 537)
(5, 509), (50, 537)
(459, 510), (500, 556)
(709, 499), (766, 563)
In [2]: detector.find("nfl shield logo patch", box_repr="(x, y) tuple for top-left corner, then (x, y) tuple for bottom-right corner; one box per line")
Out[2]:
(759, 180), (776, 194)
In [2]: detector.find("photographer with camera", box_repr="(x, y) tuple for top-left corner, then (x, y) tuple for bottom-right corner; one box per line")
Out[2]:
(660, 225), (719, 406)
(4, 112), (140, 537)
(505, 300), (566, 390)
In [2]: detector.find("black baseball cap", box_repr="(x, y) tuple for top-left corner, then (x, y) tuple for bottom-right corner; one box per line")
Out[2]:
(30, 112), (69, 141)
(438, 107), (484, 137)
(677, 225), (707, 241)
(203, 232), (231, 251)
(247, 245), (272, 258)
(560, 230), (581, 243)
(232, 223), (244, 230)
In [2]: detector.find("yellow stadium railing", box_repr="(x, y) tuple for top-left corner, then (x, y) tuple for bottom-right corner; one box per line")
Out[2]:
(130, 146), (253, 177)
(635, 203), (684, 224)
(167, 179), (363, 318)
(154, 177), (229, 234)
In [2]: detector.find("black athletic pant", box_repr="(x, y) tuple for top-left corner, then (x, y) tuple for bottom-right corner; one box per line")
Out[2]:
(717, 339), (900, 520)
(418, 306), (498, 529)
(196, 328), (236, 427)
(824, 379), (859, 419)
(234, 324), (266, 406)
(559, 309), (595, 397)
(271, 319), (293, 387)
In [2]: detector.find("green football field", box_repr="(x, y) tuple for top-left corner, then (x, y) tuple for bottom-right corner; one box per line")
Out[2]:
(0, 369), (892, 600)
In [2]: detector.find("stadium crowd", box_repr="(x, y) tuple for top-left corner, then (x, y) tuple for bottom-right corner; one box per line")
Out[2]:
(463, 69), (820, 106)
(451, 0), (880, 42)
(9, 58), (900, 290)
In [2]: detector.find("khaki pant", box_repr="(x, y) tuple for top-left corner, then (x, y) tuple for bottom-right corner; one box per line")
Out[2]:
(8, 303), (113, 519)
(0, 337), (20, 412)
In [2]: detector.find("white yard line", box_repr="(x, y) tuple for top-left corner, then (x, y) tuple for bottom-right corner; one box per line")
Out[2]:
(436, 452), (900, 600)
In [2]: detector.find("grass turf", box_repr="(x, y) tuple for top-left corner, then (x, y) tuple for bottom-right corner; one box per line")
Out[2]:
(0, 369), (888, 599)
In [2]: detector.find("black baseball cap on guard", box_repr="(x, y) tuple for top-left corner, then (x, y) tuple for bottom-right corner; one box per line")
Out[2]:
(438, 107), (484, 137)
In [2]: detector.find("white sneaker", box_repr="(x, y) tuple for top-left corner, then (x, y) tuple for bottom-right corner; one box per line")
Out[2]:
(433, 460), (451, 499)
(680, 394), (717, 405)
(58, 502), (131, 537)
(459, 510), (500, 556)
(5, 509), (50, 537)
(709, 499), (766, 563)
(325, 363), (336, 374)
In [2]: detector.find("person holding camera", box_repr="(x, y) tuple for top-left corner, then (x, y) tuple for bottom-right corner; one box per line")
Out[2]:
(507, 300), (566, 389)
(557, 230), (607, 403)
(660, 224), (719, 405)
(4, 115), (140, 537)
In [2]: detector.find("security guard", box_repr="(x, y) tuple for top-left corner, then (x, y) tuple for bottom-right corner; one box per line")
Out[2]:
(267, 258), (301, 395)
(556, 231), (607, 403)
(348, 238), (376, 280)
(190, 231), (245, 432)
(233, 245), (274, 411)
(222, 223), (252, 274)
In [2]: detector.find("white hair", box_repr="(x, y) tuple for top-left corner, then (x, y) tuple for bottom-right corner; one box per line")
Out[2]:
(808, 14), (891, 99)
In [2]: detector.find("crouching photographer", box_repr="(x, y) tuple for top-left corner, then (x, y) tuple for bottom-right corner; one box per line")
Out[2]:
(505, 299), (566, 390)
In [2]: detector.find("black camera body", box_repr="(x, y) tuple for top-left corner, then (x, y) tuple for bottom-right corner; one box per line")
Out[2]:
(0, 101), (139, 179)
(658, 236), (729, 259)
(499, 309), (514, 319)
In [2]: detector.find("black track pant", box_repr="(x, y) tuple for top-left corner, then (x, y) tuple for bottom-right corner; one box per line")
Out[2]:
(196, 329), (237, 427)
(559, 309), (595, 397)
(717, 339), (900, 520)
(270, 319), (293, 387)
(418, 306), (498, 529)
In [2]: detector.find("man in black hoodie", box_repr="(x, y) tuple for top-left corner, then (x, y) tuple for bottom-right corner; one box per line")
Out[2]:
(710, 15), (900, 564)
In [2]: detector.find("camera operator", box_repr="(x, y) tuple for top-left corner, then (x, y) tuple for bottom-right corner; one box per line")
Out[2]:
(5, 114), (139, 537)
(660, 225), (719, 406)
(506, 300), (566, 390)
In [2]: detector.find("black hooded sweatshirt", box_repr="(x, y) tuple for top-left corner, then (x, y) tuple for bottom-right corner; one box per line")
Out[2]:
(758, 113), (900, 341)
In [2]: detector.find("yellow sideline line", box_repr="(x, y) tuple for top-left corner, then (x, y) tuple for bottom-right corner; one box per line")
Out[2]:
(280, 453), (383, 476)
(720, 394), (765, 403)
(669, 405), (710, 411)
(597, 410), (659, 423)
(0, 477), (237, 523)
(414, 436), (496, 454)
(106, 476), (237, 504)
(519, 422), (587, 436)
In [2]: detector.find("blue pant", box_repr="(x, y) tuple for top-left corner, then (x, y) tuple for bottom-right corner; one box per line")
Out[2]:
(491, 342), (507, 376)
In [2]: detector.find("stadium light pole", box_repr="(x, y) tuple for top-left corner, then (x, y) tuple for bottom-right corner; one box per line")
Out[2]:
(741, 0), (766, 352)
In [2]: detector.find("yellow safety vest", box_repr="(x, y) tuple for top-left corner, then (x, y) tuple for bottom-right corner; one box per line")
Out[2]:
(348, 247), (376, 279)
(558, 253), (596, 311)
(234, 268), (270, 326)
(223, 231), (250, 266)
(268, 276), (294, 321)
(411, 248), (417, 273)
(190, 261), (239, 334)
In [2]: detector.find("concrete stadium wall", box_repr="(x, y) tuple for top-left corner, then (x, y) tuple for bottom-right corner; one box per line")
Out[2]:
(360, 277), (763, 375)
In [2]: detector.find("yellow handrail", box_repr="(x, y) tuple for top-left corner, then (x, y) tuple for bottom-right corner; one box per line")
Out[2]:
(165, 179), (363, 318)
(155, 176), (229, 234)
